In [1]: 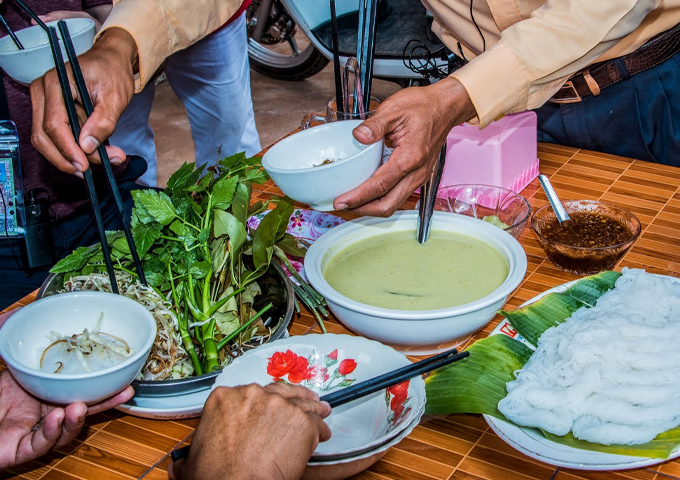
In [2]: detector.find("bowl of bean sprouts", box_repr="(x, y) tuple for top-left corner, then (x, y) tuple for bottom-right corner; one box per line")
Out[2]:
(0, 292), (156, 404)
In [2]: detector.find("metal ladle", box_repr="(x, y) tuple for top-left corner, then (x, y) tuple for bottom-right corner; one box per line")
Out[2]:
(538, 174), (570, 224)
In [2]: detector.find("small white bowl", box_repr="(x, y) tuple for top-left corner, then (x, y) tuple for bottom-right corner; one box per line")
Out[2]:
(0, 18), (95, 85)
(0, 292), (156, 404)
(305, 211), (528, 354)
(262, 120), (384, 211)
(212, 334), (425, 458)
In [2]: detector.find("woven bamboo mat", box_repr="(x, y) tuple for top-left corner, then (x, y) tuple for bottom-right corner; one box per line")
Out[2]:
(2, 143), (680, 480)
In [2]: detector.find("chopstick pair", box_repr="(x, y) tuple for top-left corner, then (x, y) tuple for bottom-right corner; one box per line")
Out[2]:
(417, 143), (447, 244)
(11, 0), (146, 292)
(169, 346), (470, 462)
(354, 0), (378, 114)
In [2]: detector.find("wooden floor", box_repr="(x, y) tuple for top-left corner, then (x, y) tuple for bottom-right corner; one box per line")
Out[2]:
(2, 142), (680, 479)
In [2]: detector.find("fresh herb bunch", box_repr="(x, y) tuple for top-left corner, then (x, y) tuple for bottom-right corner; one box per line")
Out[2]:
(52, 153), (324, 375)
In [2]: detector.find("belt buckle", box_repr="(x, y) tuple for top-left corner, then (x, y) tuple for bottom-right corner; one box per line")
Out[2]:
(550, 80), (582, 104)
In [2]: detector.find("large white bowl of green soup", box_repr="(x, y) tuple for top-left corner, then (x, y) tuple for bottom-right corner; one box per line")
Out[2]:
(305, 211), (527, 354)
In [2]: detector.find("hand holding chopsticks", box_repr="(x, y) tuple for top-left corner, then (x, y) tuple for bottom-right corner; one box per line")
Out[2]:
(11, 0), (146, 291)
(170, 346), (470, 462)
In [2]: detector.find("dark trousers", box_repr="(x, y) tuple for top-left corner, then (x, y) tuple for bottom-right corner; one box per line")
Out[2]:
(535, 51), (680, 166)
(0, 156), (147, 309)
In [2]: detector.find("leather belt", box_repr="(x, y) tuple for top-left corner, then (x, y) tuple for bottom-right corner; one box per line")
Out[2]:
(550, 22), (680, 103)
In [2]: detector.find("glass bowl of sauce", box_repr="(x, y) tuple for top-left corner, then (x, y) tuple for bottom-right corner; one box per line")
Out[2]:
(531, 200), (641, 275)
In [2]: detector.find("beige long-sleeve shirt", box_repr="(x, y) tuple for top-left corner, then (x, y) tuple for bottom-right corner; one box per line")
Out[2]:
(423, 0), (680, 126)
(98, 0), (243, 90)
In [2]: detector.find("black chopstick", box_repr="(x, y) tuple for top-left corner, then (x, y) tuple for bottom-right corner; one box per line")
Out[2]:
(321, 347), (468, 408)
(57, 21), (147, 286)
(359, 0), (378, 113)
(170, 347), (470, 463)
(11, 0), (47, 30)
(44, 26), (119, 293)
(0, 14), (24, 50)
(330, 0), (343, 114)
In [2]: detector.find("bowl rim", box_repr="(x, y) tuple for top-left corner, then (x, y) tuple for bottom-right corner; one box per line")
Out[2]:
(435, 183), (532, 232)
(261, 119), (382, 174)
(304, 210), (528, 320)
(0, 18), (95, 54)
(0, 291), (157, 380)
(531, 199), (642, 252)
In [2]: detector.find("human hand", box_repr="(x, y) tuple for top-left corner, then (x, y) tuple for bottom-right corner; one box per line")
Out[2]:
(333, 77), (477, 217)
(170, 383), (332, 480)
(32, 11), (103, 31)
(30, 27), (137, 177)
(0, 370), (134, 469)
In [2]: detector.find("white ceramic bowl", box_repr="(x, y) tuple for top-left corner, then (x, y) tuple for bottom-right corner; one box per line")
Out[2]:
(261, 120), (384, 211)
(0, 292), (156, 404)
(302, 407), (422, 480)
(305, 210), (528, 354)
(212, 334), (425, 458)
(0, 18), (95, 85)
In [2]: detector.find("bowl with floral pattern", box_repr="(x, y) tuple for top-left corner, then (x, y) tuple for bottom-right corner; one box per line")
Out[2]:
(212, 334), (426, 459)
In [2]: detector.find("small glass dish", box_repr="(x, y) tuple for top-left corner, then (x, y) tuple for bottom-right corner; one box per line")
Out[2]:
(531, 200), (641, 275)
(428, 184), (531, 239)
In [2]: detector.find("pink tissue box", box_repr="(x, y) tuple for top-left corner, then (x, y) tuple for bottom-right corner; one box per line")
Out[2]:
(441, 111), (539, 193)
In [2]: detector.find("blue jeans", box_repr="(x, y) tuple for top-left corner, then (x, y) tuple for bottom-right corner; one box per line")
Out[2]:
(535, 51), (680, 166)
(0, 156), (147, 309)
(109, 12), (261, 187)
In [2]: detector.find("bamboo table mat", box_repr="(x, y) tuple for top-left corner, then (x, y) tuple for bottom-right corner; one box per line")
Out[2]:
(2, 142), (680, 480)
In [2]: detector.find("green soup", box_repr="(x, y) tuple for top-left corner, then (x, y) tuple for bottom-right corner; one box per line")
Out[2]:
(323, 230), (509, 311)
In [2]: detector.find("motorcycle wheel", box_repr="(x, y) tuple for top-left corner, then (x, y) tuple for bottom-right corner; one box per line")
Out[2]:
(248, 39), (329, 81)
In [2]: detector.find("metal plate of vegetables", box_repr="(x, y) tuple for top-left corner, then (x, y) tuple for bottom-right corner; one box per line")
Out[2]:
(39, 153), (326, 413)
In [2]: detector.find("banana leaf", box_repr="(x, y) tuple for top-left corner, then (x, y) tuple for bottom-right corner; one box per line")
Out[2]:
(425, 270), (680, 459)
(425, 334), (533, 419)
(499, 270), (621, 347)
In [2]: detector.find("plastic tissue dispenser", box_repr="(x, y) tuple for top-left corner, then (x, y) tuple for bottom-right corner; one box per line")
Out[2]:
(442, 111), (539, 193)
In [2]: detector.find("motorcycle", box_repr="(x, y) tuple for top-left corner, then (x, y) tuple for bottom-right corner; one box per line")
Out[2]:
(246, 0), (450, 85)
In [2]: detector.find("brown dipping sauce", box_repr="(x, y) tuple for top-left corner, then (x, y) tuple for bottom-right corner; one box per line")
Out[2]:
(540, 212), (634, 248)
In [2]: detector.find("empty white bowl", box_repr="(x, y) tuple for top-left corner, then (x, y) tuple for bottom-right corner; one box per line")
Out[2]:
(261, 120), (384, 211)
(305, 210), (528, 354)
(212, 334), (425, 458)
(0, 292), (156, 404)
(0, 18), (95, 85)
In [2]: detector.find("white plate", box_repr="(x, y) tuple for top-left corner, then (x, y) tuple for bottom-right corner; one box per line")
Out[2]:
(484, 279), (680, 470)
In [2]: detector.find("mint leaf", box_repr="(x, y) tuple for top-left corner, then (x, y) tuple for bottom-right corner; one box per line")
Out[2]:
(189, 261), (210, 279)
(132, 221), (162, 256)
(212, 175), (238, 210)
(132, 190), (176, 226)
(146, 271), (165, 287)
(50, 244), (100, 273)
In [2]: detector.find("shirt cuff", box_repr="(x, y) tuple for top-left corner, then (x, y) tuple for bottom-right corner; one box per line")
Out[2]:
(96, 0), (169, 92)
(451, 42), (529, 128)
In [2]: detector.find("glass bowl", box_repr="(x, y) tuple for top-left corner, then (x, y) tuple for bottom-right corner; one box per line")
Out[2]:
(429, 184), (531, 239)
(531, 200), (641, 275)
